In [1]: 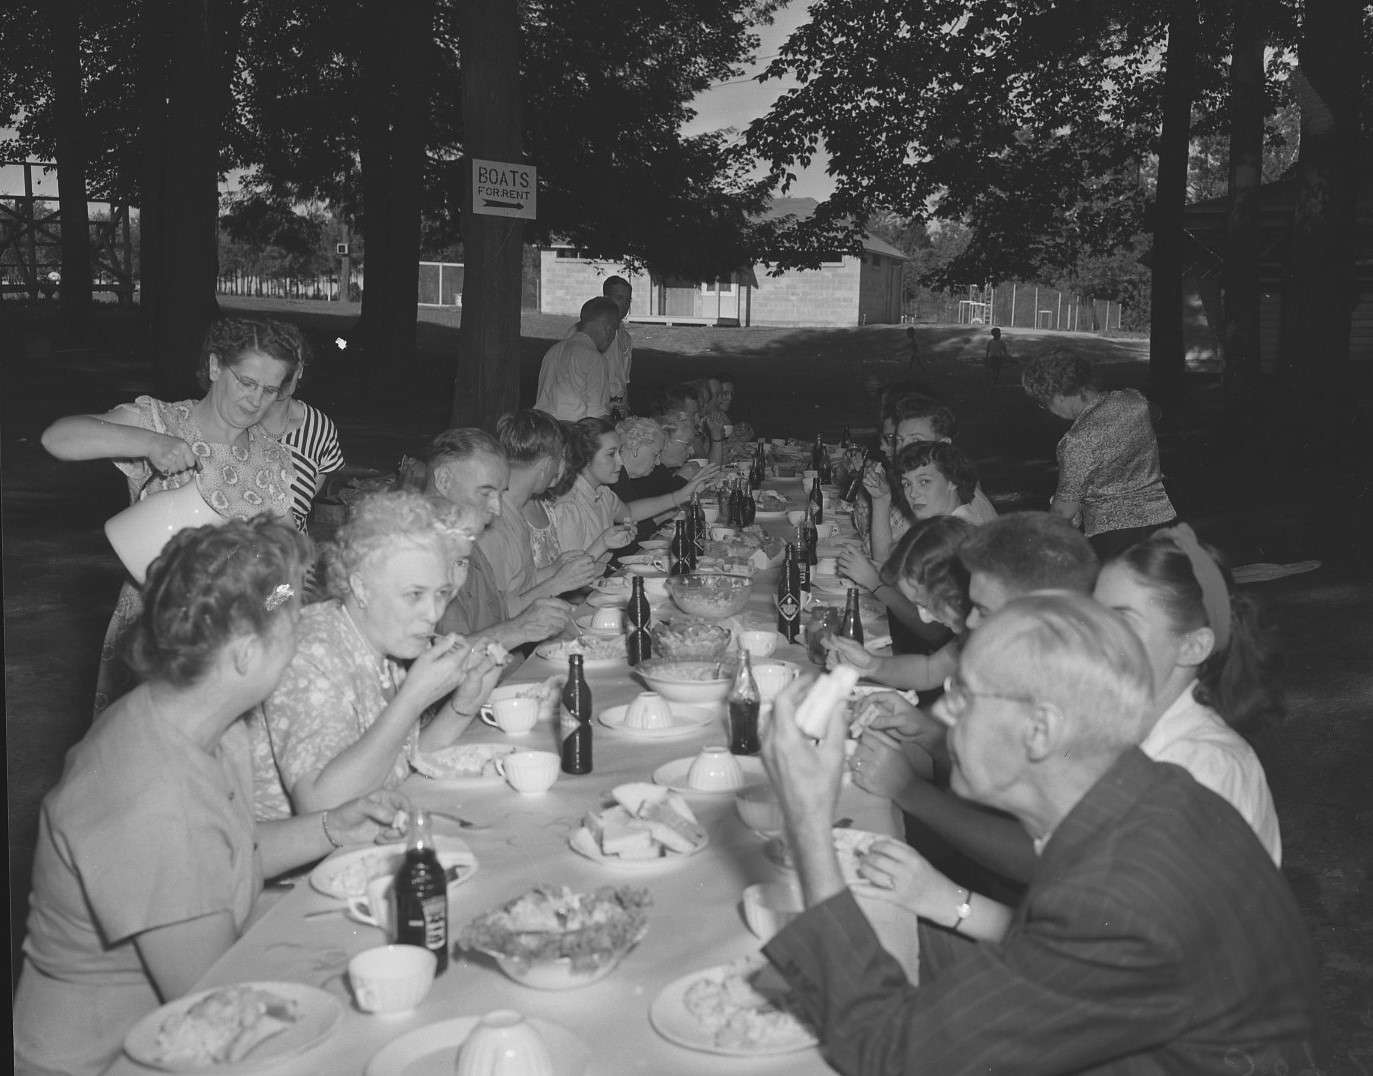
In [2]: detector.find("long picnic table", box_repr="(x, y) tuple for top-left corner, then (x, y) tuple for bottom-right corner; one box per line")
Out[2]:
(108, 481), (896, 1076)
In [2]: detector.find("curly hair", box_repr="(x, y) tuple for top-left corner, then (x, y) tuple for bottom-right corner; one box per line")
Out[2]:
(319, 490), (472, 601)
(542, 417), (615, 500)
(958, 511), (1098, 595)
(1021, 350), (1094, 405)
(887, 392), (956, 439)
(892, 441), (978, 505)
(617, 415), (664, 455)
(197, 317), (308, 391)
(1114, 534), (1282, 730)
(126, 516), (311, 688)
(496, 409), (566, 465)
(882, 516), (974, 630)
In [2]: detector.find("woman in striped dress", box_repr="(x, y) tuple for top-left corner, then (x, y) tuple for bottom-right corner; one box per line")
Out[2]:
(256, 323), (345, 528)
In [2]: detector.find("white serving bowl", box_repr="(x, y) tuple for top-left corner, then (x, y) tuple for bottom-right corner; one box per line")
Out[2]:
(735, 782), (785, 835)
(636, 660), (732, 705)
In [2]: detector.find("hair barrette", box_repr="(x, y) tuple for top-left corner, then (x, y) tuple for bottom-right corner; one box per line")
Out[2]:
(265, 583), (295, 611)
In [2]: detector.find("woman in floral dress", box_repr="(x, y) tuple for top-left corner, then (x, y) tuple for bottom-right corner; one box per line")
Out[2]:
(42, 318), (299, 714)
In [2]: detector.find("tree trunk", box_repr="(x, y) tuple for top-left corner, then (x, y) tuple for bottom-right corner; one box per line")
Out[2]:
(50, 0), (92, 329)
(138, 0), (240, 395)
(1148, 0), (1197, 412)
(1221, 0), (1265, 405)
(355, 0), (436, 384)
(1284, 0), (1362, 564)
(453, 0), (524, 429)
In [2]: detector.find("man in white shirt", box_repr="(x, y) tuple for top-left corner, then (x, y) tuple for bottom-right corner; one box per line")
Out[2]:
(602, 276), (633, 415)
(534, 296), (619, 420)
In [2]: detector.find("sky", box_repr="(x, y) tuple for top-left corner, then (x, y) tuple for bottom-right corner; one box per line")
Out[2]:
(1, 5), (834, 205)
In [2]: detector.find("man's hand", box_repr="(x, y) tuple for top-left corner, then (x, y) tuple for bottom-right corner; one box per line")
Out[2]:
(547, 552), (600, 594)
(837, 548), (882, 593)
(510, 598), (573, 644)
(858, 693), (947, 759)
(762, 679), (848, 907)
(850, 728), (933, 800)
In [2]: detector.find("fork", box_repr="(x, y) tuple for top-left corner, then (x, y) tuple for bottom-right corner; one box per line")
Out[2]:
(427, 809), (492, 831)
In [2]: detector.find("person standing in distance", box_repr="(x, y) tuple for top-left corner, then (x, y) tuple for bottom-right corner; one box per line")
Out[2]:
(534, 296), (620, 421)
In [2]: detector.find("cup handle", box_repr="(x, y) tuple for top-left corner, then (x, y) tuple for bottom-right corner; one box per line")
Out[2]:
(479, 706), (499, 729)
(493, 754), (508, 777)
(346, 897), (379, 927)
(353, 980), (377, 1011)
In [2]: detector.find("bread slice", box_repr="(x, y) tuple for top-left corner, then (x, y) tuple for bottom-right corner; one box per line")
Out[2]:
(795, 666), (859, 739)
(601, 818), (659, 859)
(638, 792), (705, 853)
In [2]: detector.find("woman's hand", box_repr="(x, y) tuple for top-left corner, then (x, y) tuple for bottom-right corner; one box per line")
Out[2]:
(856, 838), (959, 920)
(147, 433), (199, 476)
(681, 463), (722, 496)
(823, 634), (879, 674)
(447, 647), (502, 716)
(861, 461), (891, 502)
(548, 551), (600, 593)
(327, 788), (413, 846)
(838, 548), (883, 593)
(702, 411), (726, 441)
(400, 634), (476, 709)
(857, 692), (947, 759)
(593, 521), (636, 555)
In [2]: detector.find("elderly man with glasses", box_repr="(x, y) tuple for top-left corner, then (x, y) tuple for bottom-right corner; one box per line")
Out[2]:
(761, 592), (1321, 1075)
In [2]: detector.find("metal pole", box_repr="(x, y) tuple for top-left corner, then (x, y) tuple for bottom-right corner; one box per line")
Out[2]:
(1056, 291), (1062, 330)
(1033, 286), (1038, 329)
(1009, 282), (1016, 327)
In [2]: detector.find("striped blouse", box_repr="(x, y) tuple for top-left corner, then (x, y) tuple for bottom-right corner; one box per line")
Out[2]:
(278, 401), (344, 528)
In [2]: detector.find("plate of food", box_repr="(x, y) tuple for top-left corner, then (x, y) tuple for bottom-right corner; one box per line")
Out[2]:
(124, 982), (342, 1073)
(752, 490), (791, 520)
(569, 783), (708, 867)
(534, 634), (628, 669)
(309, 836), (477, 901)
(764, 826), (888, 887)
(411, 742), (518, 787)
(591, 575), (632, 596)
(458, 884), (652, 991)
(649, 955), (819, 1057)
(364, 1014), (588, 1075)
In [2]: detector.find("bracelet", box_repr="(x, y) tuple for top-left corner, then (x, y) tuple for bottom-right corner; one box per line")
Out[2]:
(321, 810), (343, 849)
(951, 887), (973, 933)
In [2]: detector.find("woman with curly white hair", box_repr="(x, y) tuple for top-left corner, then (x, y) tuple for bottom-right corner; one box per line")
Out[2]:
(250, 490), (503, 819)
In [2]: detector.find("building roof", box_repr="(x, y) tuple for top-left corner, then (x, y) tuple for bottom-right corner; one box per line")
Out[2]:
(762, 197), (907, 261)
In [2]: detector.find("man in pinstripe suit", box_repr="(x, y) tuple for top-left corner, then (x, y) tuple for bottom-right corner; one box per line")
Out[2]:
(763, 592), (1321, 1075)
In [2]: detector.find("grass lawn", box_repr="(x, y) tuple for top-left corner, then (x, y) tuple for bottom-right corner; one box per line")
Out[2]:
(4, 296), (1371, 1068)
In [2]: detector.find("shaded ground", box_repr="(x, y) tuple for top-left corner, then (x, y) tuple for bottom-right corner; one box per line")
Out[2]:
(4, 298), (1372, 1070)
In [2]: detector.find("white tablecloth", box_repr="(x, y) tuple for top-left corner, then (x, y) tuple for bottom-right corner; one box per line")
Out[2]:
(107, 496), (895, 1075)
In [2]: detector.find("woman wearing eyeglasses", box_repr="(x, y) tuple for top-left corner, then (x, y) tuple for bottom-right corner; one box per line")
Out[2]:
(42, 317), (299, 715)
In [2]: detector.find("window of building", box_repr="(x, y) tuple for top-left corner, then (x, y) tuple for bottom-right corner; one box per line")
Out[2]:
(554, 248), (587, 259)
(701, 280), (737, 295)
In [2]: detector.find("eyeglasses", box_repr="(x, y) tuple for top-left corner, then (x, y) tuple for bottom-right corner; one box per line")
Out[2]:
(225, 366), (285, 400)
(668, 437), (692, 448)
(941, 673), (1036, 716)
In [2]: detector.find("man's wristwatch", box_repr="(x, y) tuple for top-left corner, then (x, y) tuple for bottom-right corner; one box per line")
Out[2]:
(951, 887), (973, 933)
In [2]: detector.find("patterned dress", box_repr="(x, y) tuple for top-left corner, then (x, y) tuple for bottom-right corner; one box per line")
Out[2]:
(94, 397), (294, 715)
(248, 601), (416, 820)
(276, 400), (344, 529)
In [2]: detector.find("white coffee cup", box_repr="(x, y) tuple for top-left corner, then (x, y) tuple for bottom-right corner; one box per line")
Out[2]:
(816, 555), (839, 577)
(501, 750), (560, 794)
(699, 505), (720, 524)
(816, 521), (840, 539)
(590, 607), (623, 633)
(742, 881), (805, 942)
(348, 944), (436, 1015)
(456, 1010), (553, 1076)
(481, 696), (539, 736)
(752, 661), (799, 702)
(686, 745), (746, 792)
(737, 630), (779, 658)
(347, 874), (396, 937)
(625, 692), (673, 729)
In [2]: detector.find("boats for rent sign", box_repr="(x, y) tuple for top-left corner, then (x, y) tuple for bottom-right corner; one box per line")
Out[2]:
(471, 159), (537, 220)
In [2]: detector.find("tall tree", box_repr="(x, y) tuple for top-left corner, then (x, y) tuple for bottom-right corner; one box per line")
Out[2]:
(138, 0), (243, 394)
(454, 0), (524, 428)
(49, 0), (92, 326)
(1149, 0), (1198, 410)
(1221, 0), (1266, 404)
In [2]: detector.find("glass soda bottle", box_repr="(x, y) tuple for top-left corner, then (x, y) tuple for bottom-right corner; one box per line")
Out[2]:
(394, 808), (448, 973)
(811, 432), (827, 471)
(669, 518), (690, 576)
(738, 481), (756, 526)
(800, 500), (819, 566)
(560, 654), (593, 774)
(728, 648), (762, 755)
(776, 544), (802, 643)
(809, 475), (824, 525)
(690, 493), (707, 559)
(795, 524), (812, 593)
(626, 575), (652, 666)
(839, 587), (865, 646)
(751, 440), (767, 490)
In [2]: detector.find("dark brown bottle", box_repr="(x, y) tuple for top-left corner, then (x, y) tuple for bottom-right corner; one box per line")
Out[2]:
(728, 649), (762, 755)
(690, 494), (707, 558)
(841, 448), (869, 503)
(839, 587), (865, 646)
(800, 501), (819, 566)
(560, 655), (593, 774)
(776, 544), (802, 643)
(394, 808), (448, 972)
(669, 518), (690, 576)
(818, 442), (834, 484)
(811, 432), (827, 471)
(809, 475), (824, 525)
(751, 440), (767, 489)
(795, 525), (811, 593)
(626, 576), (652, 666)
(738, 482), (756, 526)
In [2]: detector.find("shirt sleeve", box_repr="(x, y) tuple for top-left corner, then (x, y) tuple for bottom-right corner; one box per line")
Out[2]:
(312, 408), (345, 476)
(1055, 427), (1092, 504)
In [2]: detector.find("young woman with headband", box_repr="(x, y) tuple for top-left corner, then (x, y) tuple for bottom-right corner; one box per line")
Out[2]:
(851, 523), (1282, 946)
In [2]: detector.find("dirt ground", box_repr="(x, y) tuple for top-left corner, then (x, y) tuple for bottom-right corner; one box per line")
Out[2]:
(4, 297), (1371, 1069)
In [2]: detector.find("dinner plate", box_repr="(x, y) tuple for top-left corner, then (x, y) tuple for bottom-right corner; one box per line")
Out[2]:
(652, 755), (766, 793)
(649, 956), (819, 1057)
(364, 1014), (588, 1075)
(597, 702), (720, 739)
(534, 637), (628, 670)
(568, 824), (708, 869)
(124, 982), (342, 1073)
(309, 837), (477, 901)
